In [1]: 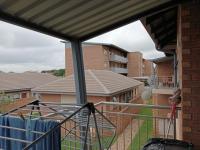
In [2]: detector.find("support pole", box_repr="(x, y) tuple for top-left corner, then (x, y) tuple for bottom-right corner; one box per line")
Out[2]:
(71, 39), (87, 105)
(173, 53), (177, 87)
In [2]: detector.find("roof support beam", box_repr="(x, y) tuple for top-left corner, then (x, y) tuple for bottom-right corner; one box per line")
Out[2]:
(71, 39), (87, 105)
(146, 7), (177, 24)
(154, 26), (176, 39)
(150, 21), (175, 34)
(159, 33), (176, 49)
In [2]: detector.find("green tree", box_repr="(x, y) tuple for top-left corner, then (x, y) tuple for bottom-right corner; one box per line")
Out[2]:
(53, 69), (65, 77)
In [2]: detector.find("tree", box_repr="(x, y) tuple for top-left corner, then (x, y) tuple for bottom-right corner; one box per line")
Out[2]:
(53, 69), (65, 77)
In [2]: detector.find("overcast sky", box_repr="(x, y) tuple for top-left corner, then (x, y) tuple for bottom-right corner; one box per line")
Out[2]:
(0, 20), (164, 73)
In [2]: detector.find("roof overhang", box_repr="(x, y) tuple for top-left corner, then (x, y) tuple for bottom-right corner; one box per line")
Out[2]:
(141, 6), (178, 53)
(32, 85), (141, 97)
(151, 56), (174, 63)
(0, 0), (180, 41)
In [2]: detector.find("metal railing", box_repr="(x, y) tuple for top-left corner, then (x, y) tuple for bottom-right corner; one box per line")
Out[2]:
(110, 54), (128, 63)
(157, 76), (174, 88)
(94, 101), (181, 150)
(111, 67), (128, 74)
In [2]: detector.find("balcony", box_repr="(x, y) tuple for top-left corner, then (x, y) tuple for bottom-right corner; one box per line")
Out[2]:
(93, 101), (181, 150)
(111, 67), (128, 74)
(0, 98), (184, 150)
(151, 76), (175, 95)
(156, 76), (174, 89)
(110, 54), (128, 63)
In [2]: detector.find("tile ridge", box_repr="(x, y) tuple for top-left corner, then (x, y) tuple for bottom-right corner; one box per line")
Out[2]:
(88, 70), (110, 94)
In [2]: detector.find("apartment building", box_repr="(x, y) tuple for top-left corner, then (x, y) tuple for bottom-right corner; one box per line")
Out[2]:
(66, 42), (128, 76)
(65, 42), (153, 77)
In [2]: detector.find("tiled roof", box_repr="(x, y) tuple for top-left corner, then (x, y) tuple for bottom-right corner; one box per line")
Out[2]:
(0, 72), (59, 92)
(32, 70), (142, 96)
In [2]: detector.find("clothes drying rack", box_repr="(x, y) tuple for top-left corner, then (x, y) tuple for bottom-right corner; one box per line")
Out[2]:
(0, 100), (116, 150)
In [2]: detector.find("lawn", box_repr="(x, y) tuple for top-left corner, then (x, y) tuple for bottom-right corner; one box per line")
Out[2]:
(128, 104), (153, 150)
(61, 136), (116, 150)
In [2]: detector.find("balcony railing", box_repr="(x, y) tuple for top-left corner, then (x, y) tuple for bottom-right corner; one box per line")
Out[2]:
(94, 101), (181, 150)
(154, 76), (175, 89)
(111, 67), (128, 74)
(110, 54), (128, 63)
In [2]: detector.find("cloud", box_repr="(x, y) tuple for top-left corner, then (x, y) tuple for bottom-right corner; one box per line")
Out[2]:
(88, 21), (164, 59)
(0, 21), (59, 48)
(0, 21), (65, 72)
(0, 20), (164, 72)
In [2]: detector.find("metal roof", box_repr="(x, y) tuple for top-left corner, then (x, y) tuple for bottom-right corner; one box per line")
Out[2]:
(0, 0), (178, 41)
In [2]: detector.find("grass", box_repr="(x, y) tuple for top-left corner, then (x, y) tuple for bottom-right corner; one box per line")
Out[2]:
(61, 136), (116, 150)
(128, 103), (153, 150)
(61, 140), (81, 150)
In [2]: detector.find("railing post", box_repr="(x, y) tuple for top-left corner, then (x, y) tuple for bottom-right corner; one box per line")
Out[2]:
(174, 114), (176, 139)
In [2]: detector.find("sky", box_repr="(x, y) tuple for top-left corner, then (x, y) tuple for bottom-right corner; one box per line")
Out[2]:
(0, 20), (164, 73)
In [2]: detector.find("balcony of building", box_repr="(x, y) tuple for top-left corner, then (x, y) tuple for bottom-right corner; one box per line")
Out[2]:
(111, 67), (128, 74)
(94, 101), (182, 150)
(2, 99), (181, 150)
(109, 54), (128, 64)
(152, 76), (175, 95)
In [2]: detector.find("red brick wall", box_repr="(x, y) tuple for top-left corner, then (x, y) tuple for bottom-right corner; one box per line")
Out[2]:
(143, 59), (153, 76)
(65, 45), (105, 76)
(40, 94), (61, 103)
(128, 52), (143, 77)
(178, 1), (200, 149)
(156, 60), (173, 77)
(0, 98), (32, 113)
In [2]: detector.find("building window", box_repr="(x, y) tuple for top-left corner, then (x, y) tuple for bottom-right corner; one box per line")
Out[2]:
(13, 94), (20, 100)
(21, 92), (27, 98)
(104, 50), (108, 55)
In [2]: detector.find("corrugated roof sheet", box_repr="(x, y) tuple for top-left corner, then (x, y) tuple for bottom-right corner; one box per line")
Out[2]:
(0, 72), (59, 92)
(32, 70), (142, 96)
(0, 0), (175, 41)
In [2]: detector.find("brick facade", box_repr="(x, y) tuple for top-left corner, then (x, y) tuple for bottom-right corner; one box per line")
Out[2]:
(66, 44), (153, 77)
(0, 98), (32, 113)
(156, 60), (173, 77)
(66, 45), (105, 75)
(177, 1), (200, 149)
(40, 94), (61, 103)
(127, 52), (143, 77)
(143, 59), (153, 76)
